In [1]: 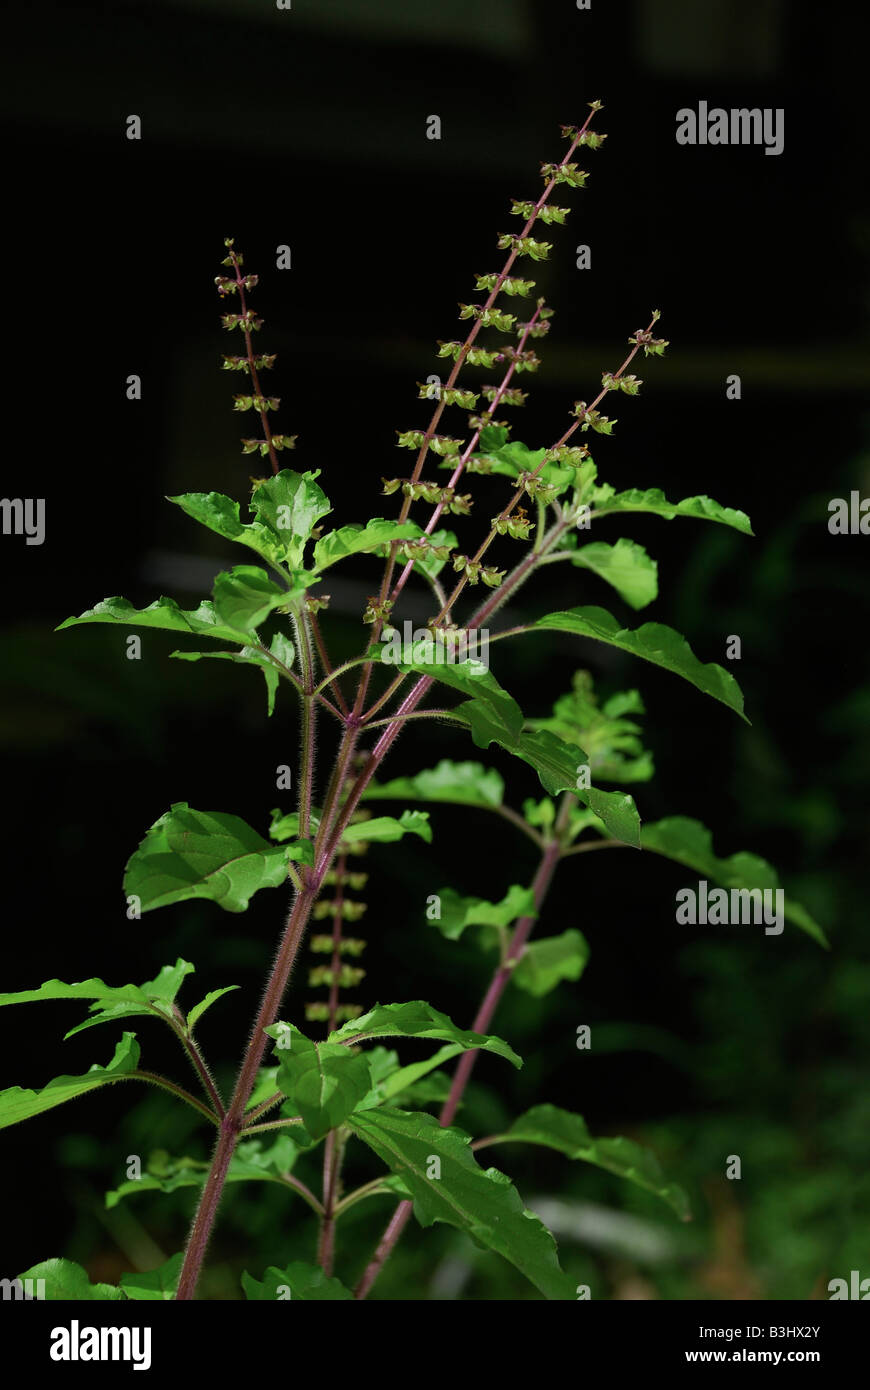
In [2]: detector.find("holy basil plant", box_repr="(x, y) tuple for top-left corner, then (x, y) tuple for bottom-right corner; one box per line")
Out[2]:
(5, 103), (825, 1303)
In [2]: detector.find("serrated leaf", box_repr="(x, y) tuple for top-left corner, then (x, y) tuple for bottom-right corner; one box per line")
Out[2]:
(433, 884), (536, 942)
(341, 810), (432, 846)
(56, 595), (249, 644)
(494, 1104), (690, 1220)
(167, 489), (287, 567)
(328, 1001), (522, 1069)
(120, 1253), (183, 1301)
(16, 1258), (124, 1300)
(313, 518), (420, 571)
(242, 1262), (353, 1301)
(249, 469), (332, 567)
(513, 930), (589, 996)
(348, 1107), (574, 1299)
(275, 1037), (372, 1140)
(105, 1133), (311, 1209)
(526, 607), (746, 719)
(361, 759), (505, 809)
(123, 803), (299, 914)
(211, 565), (305, 634)
(569, 538), (658, 610)
(62, 959), (196, 1039)
(170, 633), (292, 716)
(187, 986), (239, 1033)
(641, 816), (828, 946)
(0, 1033), (140, 1131)
(592, 487), (753, 535)
(376, 1043), (466, 1105)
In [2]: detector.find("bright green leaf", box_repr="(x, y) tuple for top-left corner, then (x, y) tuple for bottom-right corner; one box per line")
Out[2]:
(274, 1036), (372, 1141)
(0, 1033), (140, 1131)
(568, 538), (658, 610)
(592, 486), (753, 535)
(433, 884), (536, 942)
(313, 518), (421, 571)
(362, 759), (504, 810)
(123, 803), (299, 914)
(249, 469), (332, 567)
(341, 810), (432, 846)
(56, 595), (249, 645)
(16, 1258), (124, 1300)
(187, 986), (239, 1033)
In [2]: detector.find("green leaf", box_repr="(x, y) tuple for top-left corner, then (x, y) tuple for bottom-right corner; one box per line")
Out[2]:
(313, 518), (420, 571)
(0, 959), (193, 1016)
(242, 1262), (353, 1301)
(105, 1133), (311, 1209)
(525, 607), (746, 720)
(171, 630), (293, 716)
(211, 565), (303, 634)
(361, 759), (504, 809)
(527, 672), (654, 786)
(640, 817), (828, 946)
(56, 595), (249, 645)
(376, 1043), (466, 1105)
(16, 1258), (124, 1301)
(591, 486), (753, 536)
(274, 1034), (372, 1140)
(512, 930), (589, 996)
(63, 959), (196, 1040)
(124, 803), (300, 914)
(341, 810), (433, 846)
(568, 538), (658, 610)
(494, 1104), (690, 1220)
(347, 1107), (574, 1299)
(0, 1033), (140, 1131)
(168, 489), (288, 567)
(120, 1253), (183, 1301)
(249, 469), (332, 567)
(433, 884), (537, 942)
(328, 1000), (522, 1069)
(472, 430), (579, 497)
(187, 986), (239, 1033)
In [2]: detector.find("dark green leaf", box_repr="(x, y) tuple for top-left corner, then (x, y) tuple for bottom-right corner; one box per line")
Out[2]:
(242, 1262), (353, 1301)
(432, 884), (536, 942)
(120, 1253), (183, 1301)
(348, 1107), (574, 1299)
(525, 607), (746, 719)
(512, 930), (590, 996)
(273, 1034), (372, 1140)
(494, 1104), (690, 1220)
(641, 816), (828, 946)
(186, 986), (240, 1033)
(328, 1000), (521, 1069)
(104, 1133), (311, 1209)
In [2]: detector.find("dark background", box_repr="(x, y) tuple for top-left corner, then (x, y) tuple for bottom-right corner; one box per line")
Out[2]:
(0, 0), (868, 1299)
